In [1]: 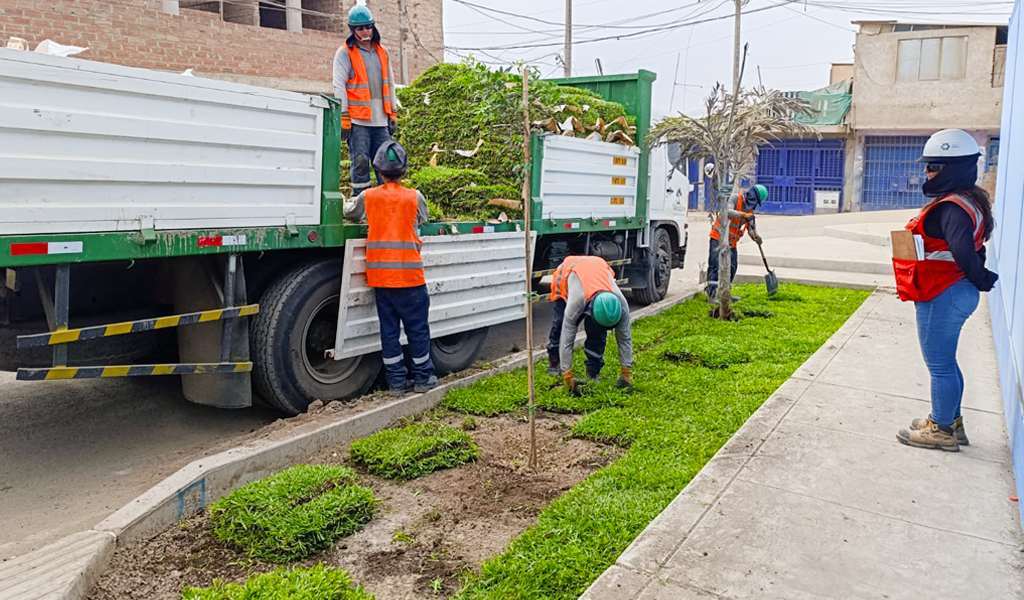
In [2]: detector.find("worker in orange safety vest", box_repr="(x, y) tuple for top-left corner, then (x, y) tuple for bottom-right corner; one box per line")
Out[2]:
(333, 2), (398, 195)
(345, 141), (436, 397)
(706, 184), (767, 301)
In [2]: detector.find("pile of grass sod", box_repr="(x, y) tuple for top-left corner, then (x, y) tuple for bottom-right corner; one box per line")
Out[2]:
(209, 465), (376, 563)
(445, 284), (868, 599)
(182, 564), (373, 600)
(350, 421), (479, 480)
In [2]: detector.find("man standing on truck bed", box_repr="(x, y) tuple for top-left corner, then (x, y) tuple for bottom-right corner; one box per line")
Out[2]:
(333, 1), (399, 195)
(547, 256), (633, 395)
(706, 184), (767, 301)
(345, 141), (438, 396)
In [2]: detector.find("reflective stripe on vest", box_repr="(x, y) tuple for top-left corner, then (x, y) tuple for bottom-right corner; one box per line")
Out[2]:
(893, 194), (985, 302)
(364, 183), (425, 288)
(710, 192), (749, 247)
(548, 256), (616, 303)
(346, 44), (395, 122)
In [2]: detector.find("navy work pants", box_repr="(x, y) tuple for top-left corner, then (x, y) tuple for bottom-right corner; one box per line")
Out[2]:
(374, 285), (435, 389)
(547, 299), (608, 379)
(706, 237), (738, 299)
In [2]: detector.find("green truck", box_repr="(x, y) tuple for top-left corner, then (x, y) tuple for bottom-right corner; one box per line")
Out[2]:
(0, 49), (689, 414)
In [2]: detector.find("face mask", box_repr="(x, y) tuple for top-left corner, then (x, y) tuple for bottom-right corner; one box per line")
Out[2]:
(922, 156), (978, 198)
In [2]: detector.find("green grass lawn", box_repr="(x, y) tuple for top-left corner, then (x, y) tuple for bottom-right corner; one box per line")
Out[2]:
(183, 564), (373, 600)
(450, 284), (869, 599)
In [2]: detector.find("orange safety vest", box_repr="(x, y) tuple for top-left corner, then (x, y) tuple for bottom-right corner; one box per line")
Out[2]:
(893, 194), (985, 303)
(345, 43), (395, 124)
(364, 183), (425, 288)
(549, 256), (615, 303)
(710, 192), (752, 248)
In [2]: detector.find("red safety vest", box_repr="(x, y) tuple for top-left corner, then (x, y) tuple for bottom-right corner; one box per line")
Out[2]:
(893, 194), (985, 303)
(364, 183), (425, 288)
(710, 192), (752, 248)
(549, 256), (615, 303)
(344, 43), (395, 125)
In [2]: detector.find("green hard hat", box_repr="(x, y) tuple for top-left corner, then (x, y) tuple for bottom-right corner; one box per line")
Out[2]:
(348, 4), (374, 26)
(591, 292), (623, 329)
(751, 184), (769, 204)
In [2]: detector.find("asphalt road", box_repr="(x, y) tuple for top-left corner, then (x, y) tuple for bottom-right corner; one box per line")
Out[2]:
(0, 263), (700, 558)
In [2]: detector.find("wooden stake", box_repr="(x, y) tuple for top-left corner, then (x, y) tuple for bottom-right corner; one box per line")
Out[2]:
(522, 66), (538, 470)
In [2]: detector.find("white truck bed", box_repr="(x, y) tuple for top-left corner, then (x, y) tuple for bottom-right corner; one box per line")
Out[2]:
(0, 48), (324, 236)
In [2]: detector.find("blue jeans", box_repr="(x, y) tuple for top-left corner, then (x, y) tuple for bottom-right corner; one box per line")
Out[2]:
(547, 299), (608, 378)
(706, 238), (738, 298)
(374, 285), (435, 389)
(348, 125), (392, 192)
(914, 279), (979, 427)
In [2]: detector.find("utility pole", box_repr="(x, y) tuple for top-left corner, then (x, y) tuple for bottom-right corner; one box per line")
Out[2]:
(564, 0), (573, 77)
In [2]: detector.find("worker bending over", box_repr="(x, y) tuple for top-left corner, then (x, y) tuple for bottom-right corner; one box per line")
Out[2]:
(344, 141), (437, 396)
(546, 256), (633, 394)
(333, 2), (399, 195)
(706, 184), (767, 301)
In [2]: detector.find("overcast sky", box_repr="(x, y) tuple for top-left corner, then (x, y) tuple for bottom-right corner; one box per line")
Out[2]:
(441, 0), (1013, 118)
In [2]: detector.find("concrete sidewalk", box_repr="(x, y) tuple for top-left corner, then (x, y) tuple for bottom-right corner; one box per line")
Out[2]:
(583, 290), (1023, 599)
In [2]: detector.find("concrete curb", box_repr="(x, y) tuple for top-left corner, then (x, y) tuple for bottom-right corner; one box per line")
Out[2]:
(736, 252), (891, 275)
(580, 289), (886, 599)
(3, 286), (701, 600)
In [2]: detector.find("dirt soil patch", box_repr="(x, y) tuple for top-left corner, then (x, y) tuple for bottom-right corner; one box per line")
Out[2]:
(89, 412), (620, 600)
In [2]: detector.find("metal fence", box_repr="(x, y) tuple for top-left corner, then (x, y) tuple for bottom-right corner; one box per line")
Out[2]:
(861, 135), (931, 210)
(755, 139), (845, 214)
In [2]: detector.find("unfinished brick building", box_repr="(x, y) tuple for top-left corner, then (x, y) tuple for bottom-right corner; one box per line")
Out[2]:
(0, 0), (444, 92)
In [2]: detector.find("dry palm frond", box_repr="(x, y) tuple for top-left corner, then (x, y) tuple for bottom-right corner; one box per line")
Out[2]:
(649, 83), (818, 180)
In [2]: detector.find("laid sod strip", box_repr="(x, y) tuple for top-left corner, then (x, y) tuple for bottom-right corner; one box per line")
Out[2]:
(209, 465), (376, 563)
(350, 422), (480, 480)
(449, 284), (869, 599)
(662, 334), (752, 369)
(182, 564), (374, 600)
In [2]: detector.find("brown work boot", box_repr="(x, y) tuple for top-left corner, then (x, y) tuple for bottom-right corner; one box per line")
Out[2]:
(897, 421), (959, 452)
(910, 416), (969, 446)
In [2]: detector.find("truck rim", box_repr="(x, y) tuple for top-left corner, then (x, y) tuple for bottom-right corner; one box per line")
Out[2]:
(301, 295), (364, 385)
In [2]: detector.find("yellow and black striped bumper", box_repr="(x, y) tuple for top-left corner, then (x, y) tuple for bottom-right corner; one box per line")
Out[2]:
(16, 305), (260, 348)
(16, 362), (253, 381)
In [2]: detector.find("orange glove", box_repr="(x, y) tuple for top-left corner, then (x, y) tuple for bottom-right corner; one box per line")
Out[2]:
(340, 112), (352, 141)
(563, 370), (583, 396)
(616, 367), (633, 389)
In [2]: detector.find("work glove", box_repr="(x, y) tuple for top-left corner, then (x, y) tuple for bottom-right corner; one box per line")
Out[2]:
(563, 370), (584, 397)
(387, 118), (398, 137)
(616, 367), (633, 390)
(340, 112), (352, 141)
(750, 231), (763, 245)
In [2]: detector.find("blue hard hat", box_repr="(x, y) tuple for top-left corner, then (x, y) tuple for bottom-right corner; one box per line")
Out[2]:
(348, 4), (374, 26)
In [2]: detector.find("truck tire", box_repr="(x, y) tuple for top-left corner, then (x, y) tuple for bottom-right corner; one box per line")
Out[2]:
(430, 327), (489, 375)
(252, 260), (381, 415)
(632, 228), (673, 306)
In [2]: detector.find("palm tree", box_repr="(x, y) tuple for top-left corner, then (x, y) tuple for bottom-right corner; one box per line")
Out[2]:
(650, 84), (817, 319)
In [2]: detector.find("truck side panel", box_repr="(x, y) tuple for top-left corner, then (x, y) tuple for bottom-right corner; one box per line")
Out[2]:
(0, 49), (323, 236)
(537, 135), (640, 220)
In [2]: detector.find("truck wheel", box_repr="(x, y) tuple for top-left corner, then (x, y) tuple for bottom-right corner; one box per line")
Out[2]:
(252, 260), (381, 415)
(430, 328), (489, 375)
(632, 228), (673, 305)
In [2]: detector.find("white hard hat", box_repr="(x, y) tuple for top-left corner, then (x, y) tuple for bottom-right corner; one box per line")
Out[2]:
(921, 129), (981, 162)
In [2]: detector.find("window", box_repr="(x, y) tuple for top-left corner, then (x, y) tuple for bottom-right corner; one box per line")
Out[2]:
(987, 138), (1000, 171)
(897, 36), (967, 81)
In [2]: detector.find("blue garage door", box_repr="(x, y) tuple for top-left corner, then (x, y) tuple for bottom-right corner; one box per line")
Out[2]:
(862, 135), (929, 210)
(755, 139), (845, 215)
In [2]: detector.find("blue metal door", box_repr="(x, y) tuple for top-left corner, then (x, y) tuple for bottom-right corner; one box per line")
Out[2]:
(687, 160), (701, 210)
(755, 139), (845, 215)
(862, 135), (929, 210)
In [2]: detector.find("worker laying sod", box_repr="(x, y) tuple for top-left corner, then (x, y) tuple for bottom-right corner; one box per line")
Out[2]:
(349, 421), (479, 480)
(209, 465), (376, 563)
(183, 565), (372, 600)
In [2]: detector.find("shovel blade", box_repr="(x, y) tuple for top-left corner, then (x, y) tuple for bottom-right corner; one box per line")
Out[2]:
(765, 271), (779, 296)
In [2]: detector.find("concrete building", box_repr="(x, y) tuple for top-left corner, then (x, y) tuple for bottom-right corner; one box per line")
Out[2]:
(847, 20), (1007, 210)
(0, 0), (444, 93)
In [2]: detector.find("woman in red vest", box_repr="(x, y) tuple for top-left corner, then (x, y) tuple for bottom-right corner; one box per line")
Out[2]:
(895, 129), (998, 452)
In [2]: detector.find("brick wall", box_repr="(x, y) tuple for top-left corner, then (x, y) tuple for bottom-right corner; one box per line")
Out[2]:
(0, 0), (443, 93)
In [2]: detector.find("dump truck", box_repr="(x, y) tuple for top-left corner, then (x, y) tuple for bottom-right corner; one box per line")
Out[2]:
(0, 48), (688, 415)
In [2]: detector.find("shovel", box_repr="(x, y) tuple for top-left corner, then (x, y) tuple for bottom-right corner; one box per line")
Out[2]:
(755, 240), (779, 296)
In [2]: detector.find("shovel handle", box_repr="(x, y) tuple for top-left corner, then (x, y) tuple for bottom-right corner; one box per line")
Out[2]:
(755, 240), (772, 271)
